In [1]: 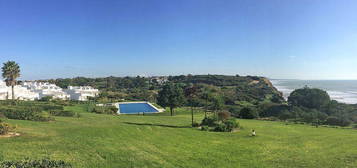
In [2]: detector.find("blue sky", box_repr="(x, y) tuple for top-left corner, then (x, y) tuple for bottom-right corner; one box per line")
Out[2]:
(0, 0), (356, 80)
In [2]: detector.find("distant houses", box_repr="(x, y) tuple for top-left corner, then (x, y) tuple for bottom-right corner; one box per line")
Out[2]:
(65, 86), (99, 101)
(0, 81), (10, 100)
(0, 80), (99, 101)
(22, 82), (70, 100)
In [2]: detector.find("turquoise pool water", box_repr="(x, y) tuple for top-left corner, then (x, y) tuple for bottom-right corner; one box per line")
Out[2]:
(118, 103), (159, 114)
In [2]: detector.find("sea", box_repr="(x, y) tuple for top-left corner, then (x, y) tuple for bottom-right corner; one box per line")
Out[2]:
(271, 80), (357, 104)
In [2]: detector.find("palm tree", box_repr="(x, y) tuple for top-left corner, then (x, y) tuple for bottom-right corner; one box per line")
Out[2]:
(2, 61), (20, 100)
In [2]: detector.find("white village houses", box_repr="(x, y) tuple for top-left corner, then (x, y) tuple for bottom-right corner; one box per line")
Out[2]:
(0, 80), (39, 100)
(22, 82), (70, 100)
(65, 86), (99, 101)
(0, 80), (99, 101)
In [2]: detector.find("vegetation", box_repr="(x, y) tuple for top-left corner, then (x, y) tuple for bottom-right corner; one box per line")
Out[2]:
(288, 87), (330, 109)
(0, 101), (78, 121)
(200, 112), (240, 132)
(40, 75), (284, 105)
(240, 107), (259, 119)
(91, 106), (118, 115)
(157, 83), (185, 116)
(184, 84), (200, 126)
(49, 110), (76, 117)
(213, 118), (240, 132)
(0, 107), (53, 122)
(1, 104), (357, 167)
(1, 61), (20, 100)
(0, 120), (12, 135)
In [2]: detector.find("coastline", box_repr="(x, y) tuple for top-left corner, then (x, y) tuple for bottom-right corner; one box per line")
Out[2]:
(271, 79), (357, 104)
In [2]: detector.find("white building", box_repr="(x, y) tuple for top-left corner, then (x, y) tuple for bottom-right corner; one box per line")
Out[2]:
(8, 85), (39, 100)
(0, 81), (99, 101)
(0, 80), (39, 100)
(22, 82), (70, 100)
(0, 80), (8, 100)
(65, 86), (99, 101)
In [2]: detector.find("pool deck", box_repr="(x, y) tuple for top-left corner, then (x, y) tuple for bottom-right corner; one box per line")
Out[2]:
(114, 101), (165, 114)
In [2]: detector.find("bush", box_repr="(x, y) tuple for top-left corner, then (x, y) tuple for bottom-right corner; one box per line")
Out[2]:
(0, 107), (53, 122)
(228, 106), (241, 117)
(224, 118), (240, 131)
(39, 96), (53, 101)
(325, 116), (351, 127)
(0, 158), (72, 168)
(192, 121), (200, 127)
(0, 122), (12, 135)
(288, 87), (330, 110)
(218, 111), (231, 121)
(92, 106), (118, 115)
(49, 110), (75, 117)
(278, 110), (293, 121)
(213, 118), (239, 132)
(201, 116), (218, 127)
(39, 105), (64, 111)
(213, 123), (227, 132)
(0, 112), (5, 118)
(201, 125), (209, 131)
(75, 112), (81, 118)
(240, 107), (259, 119)
(259, 103), (289, 117)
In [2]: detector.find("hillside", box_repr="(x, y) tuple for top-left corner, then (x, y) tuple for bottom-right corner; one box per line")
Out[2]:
(39, 75), (284, 104)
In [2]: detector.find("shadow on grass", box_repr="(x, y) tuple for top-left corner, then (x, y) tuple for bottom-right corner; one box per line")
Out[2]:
(123, 122), (191, 128)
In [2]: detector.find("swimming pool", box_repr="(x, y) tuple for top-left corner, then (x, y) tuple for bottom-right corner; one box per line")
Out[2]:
(118, 102), (160, 114)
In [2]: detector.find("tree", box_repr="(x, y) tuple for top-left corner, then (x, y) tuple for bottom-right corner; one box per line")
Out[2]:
(210, 95), (224, 117)
(2, 61), (20, 100)
(240, 107), (258, 119)
(201, 91), (212, 118)
(288, 87), (330, 110)
(157, 83), (185, 116)
(184, 84), (200, 126)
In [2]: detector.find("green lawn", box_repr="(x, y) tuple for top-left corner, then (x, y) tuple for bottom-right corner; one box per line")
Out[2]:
(1, 105), (357, 168)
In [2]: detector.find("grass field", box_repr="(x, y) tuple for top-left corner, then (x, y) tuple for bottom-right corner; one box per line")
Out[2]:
(1, 104), (357, 168)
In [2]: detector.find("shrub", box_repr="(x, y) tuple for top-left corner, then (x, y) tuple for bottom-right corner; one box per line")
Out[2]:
(49, 110), (75, 117)
(224, 118), (240, 131)
(201, 116), (218, 127)
(325, 116), (351, 127)
(213, 118), (239, 132)
(0, 122), (12, 135)
(75, 113), (81, 118)
(288, 87), (330, 110)
(278, 110), (293, 121)
(240, 107), (259, 119)
(192, 121), (200, 127)
(39, 96), (53, 101)
(228, 106), (241, 117)
(0, 112), (5, 118)
(201, 125), (209, 131)
(0, 158), (72, 168)
(39, 105), (64, 111)
(259, 103), (289, 117)
(92, 106), (118, 115)
(213, 123), (226, 132)
(0, 107), (53, 122)
(218, 111), (231, 121)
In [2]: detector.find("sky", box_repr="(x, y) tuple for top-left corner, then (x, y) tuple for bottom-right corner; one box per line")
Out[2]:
(0, 0), (357, 80)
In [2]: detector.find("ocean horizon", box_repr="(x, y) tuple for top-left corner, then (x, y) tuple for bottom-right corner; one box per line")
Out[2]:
(271, 79), (357, 104)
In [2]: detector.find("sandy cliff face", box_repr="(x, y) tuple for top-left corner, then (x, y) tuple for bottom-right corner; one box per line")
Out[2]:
(261, 77), (283, 97)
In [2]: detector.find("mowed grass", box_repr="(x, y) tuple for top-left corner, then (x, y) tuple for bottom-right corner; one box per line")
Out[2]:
(0, 105), (357, 168)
